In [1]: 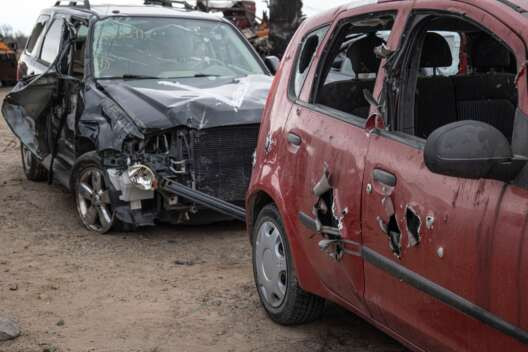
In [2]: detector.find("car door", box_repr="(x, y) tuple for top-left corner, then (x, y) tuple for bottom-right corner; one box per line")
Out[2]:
(281, 5), (405, 311)
(361, 3), (528, 351)
(2, 15), (80, 165)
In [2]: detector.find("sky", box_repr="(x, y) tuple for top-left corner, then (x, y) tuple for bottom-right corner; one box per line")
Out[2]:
(0, 0), (352, 35)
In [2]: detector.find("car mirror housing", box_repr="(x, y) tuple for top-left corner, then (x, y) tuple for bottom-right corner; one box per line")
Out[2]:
(424, 120), (527, 182)
(264, 56), (280, 75)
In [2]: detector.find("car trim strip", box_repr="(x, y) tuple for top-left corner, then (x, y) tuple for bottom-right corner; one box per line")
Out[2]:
(361, 246), (528, 344)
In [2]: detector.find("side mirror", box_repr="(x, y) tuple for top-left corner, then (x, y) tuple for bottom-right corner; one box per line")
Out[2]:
(424, 120), (527, 182)
(264, 56), (280, 75)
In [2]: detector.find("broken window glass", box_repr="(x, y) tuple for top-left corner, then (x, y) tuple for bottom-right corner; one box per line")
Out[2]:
(292, 26), (328, 98)
(40, 19), (64, 65)
(314, 14), (395, 119)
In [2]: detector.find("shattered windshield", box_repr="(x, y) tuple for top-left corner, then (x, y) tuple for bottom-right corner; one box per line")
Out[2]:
(92, 17), (265, 79)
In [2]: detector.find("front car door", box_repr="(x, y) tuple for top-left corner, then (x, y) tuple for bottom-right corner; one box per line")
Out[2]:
(362, 1), (528, 351)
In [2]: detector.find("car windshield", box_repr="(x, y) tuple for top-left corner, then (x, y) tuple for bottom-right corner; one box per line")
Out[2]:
(92, 17), (265, 79)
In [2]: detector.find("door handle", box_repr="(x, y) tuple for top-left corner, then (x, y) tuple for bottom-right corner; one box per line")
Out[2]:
(287, 132), (302, 146)
(373, 168), (396, 187)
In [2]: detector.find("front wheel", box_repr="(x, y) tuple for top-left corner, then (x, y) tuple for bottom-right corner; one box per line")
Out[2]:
(74, 163), (117, 234)
(252, 204), (325, 325)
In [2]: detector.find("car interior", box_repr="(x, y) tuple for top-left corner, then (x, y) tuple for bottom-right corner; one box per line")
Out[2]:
(313, 14), (518, 145)
(408, 16), (518, 141)
(71, 24), (88, 79)
(315, 15), (395, 119)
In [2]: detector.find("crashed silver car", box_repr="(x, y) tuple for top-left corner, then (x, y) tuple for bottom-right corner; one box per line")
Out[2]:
(2, 1), (274, 233)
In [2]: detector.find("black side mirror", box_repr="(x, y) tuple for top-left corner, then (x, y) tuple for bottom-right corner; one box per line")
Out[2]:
(424, 120), (527, 182)
(264, 56), (280, 75)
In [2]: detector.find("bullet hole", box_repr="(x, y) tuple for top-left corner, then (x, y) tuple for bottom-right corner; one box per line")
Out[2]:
(315, 189), (339, 228)
(406, 206), (421, 247)
(387, 215), (401, 257)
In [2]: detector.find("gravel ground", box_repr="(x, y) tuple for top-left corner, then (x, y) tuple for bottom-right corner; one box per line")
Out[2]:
(0, 87), (405, 352)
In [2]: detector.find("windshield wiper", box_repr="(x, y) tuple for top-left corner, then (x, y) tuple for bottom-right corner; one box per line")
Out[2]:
(192, 73), (221, 78)
(121, 74), (160, 80)
(97, 74), (160, 80)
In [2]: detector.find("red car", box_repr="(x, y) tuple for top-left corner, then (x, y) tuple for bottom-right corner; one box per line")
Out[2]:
(246, 0), (528, 351)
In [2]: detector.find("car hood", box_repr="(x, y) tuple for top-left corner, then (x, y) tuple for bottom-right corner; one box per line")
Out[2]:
(98, 75), (272, 132)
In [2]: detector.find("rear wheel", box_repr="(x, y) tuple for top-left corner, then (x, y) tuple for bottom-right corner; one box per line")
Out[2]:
(252, 204), (325, 325)
(21, 145), (48, 181)
(74, 164), (116, 234)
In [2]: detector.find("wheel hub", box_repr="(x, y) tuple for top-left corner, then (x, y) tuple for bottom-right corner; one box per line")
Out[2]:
(76, 168), (114, 233)
(255, 221), (287, 308)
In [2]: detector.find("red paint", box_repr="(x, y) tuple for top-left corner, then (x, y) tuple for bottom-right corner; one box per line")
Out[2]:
(247, 0), (528, 351)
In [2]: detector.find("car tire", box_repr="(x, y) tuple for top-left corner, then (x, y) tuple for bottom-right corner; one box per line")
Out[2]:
(252, 204), (325, 325)
(73, 159), (121, 234)
(21, 145), (48, 182)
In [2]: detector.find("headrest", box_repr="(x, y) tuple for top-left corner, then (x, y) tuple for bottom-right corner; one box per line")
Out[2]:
(420, 32), (452, 68)
(472, 34), (511, 69)
(347, 34), (384, 74)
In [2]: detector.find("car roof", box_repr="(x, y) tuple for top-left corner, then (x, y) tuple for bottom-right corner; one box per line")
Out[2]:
(41, 3), (225, 21)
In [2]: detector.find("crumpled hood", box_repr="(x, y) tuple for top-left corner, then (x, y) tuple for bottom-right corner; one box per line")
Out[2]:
(98, 74), (273, 132)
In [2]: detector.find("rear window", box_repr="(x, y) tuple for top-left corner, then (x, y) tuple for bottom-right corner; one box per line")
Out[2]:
(26, 15), (50, 56)
(40, 19), (64, 64)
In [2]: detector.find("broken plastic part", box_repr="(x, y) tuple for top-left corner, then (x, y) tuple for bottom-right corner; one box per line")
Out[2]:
(405, 206), (421, 247)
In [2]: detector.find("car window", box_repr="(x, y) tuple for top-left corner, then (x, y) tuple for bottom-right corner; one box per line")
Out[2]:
(313, 13), (395, 120)
(92, 17), (266, 79)
(40, 19), (64, 65)
(291, 26), (328, 99)
(26, 15), (50, 56)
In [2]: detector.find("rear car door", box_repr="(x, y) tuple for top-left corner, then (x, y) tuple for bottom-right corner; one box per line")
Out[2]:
(282, 5), (403, 311)
(361, 2), (528, 351)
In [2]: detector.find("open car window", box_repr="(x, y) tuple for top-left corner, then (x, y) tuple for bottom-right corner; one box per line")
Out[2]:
(92, 17), (266, 79)
(391, 15), (518, 141)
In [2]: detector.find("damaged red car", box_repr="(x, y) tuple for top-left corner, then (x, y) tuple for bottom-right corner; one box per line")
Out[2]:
(247, 0), (528, 351)
(2, 0), (276, 233)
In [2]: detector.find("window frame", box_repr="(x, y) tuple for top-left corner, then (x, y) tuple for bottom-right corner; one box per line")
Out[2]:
(38, 16), (66, 66)
(381, 10), (522, 150)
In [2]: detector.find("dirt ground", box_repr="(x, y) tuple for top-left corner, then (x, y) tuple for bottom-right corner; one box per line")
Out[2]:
(0, 87), (405, 352)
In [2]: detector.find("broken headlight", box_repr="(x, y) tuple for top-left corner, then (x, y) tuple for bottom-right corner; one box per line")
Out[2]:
(128, 164), (158, 191)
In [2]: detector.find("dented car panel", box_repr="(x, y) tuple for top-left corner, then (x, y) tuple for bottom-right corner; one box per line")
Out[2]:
(247, 0), (528, 351)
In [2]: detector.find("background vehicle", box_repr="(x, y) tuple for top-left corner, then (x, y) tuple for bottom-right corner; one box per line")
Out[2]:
(0, 40), (17, 86)
(2, 0), (275, 233)
(247, 0), (528, 351)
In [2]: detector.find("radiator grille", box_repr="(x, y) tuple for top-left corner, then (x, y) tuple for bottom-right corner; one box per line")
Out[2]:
(192, 125), (259, 203)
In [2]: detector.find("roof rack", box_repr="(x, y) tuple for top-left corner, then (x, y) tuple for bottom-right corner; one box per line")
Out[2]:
(144, 0), (193, 10)
(54, 0), (91, 9)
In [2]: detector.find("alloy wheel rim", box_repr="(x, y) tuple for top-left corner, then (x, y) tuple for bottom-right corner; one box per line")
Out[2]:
(77, 167), (114, 233)
(255, 221), (287, 308)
